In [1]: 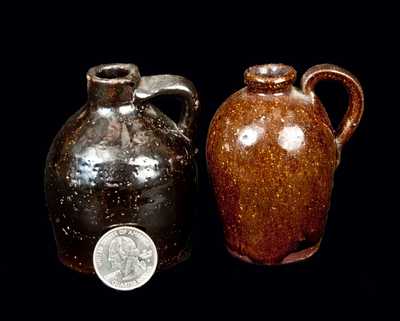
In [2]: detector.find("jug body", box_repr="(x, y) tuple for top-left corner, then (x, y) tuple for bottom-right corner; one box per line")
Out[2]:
(45, 64), (200, 273)
(206, 64), (363, 265)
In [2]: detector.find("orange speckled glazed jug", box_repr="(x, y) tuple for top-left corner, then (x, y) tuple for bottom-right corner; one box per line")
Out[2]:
(206, 63), (363, 265)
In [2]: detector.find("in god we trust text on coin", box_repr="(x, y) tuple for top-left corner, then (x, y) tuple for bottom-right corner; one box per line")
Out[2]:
(93, 226), (158, 291)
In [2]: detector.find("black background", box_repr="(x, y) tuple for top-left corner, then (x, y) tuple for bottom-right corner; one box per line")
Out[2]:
(2, 3), (394, 317)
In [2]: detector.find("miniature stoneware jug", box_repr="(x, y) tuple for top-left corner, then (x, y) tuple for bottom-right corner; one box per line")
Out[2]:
(45, 63), (200, 274)
(206, 63), (363, 265)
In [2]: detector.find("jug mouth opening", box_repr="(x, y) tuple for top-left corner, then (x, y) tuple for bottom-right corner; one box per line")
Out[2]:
(97, 67), (130, 79)
(87, 63), (141, 86)
(244, 64), (296, 92)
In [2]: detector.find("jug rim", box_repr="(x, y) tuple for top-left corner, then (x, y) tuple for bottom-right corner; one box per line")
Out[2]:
(244, 63), (296, 92)
(87, 63), (141, 86)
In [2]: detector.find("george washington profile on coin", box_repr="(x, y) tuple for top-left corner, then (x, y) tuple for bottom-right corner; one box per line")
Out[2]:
(106, 236), (147, 281)
(93, 226), (157, 290)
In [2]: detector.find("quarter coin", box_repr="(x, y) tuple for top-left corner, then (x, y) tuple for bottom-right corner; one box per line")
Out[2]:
(93, 226), (158, 291)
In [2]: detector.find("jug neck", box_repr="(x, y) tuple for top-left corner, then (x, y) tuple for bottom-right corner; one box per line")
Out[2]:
(87, 63), (140, 107)
(244, 64), (296, 94)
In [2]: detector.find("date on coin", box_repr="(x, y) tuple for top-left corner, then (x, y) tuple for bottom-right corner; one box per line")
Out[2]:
(93, 226), (158, 291)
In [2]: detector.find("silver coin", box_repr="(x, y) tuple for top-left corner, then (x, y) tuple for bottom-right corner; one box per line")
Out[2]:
(93, 226), (158, 291)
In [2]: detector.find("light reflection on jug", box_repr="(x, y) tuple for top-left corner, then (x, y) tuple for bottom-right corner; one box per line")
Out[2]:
(238, 125), (265, 147)
(278, 125), (305, 152)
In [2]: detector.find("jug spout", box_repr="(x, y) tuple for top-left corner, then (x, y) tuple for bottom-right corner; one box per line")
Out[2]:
(244, 63), (296, 93)
(87, 63), (141, 106)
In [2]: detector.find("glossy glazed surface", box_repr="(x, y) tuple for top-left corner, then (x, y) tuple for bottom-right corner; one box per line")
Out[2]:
(207, 64), (363, 265)
(45, 64), (200, 273)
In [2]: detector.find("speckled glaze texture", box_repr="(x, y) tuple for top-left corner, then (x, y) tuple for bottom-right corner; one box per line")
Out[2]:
(45, 64), (200, 273)
(206, 64), (363, 265)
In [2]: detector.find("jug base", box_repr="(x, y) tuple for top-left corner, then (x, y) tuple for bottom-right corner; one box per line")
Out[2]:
(58, 254), (95, 274)
(57, 246), (192, 274)
(226, 241), (321, 266)
(157, 246), (192, 270)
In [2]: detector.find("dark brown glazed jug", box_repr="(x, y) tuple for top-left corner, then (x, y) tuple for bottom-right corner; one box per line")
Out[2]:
(206, 63), (363, 265)
(45, 63), (200, 273)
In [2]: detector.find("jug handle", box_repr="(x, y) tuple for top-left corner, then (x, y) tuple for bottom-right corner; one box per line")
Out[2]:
(134, 74), (200, 140)
(301, 64), (364, 159)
